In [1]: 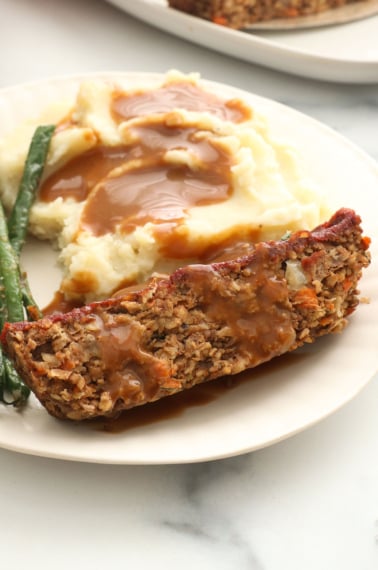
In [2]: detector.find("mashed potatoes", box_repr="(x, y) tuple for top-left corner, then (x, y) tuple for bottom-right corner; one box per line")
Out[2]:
(0, 71), (329, 302)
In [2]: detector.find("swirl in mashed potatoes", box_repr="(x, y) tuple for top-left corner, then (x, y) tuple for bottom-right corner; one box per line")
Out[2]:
(0, 71), (329, 302)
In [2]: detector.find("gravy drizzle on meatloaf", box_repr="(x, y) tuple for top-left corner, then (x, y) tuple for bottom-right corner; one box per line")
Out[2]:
(1, 208), (370, 421)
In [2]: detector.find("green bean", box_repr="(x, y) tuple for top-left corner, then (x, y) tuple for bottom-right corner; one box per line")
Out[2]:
(0, 200), (25, 404)
(3, 355), (30, 406)
(8, 124), (55, 256)
(0, 272), (7, 328)
(0, 124), (54, 405)
(7, 125), (54, 323)
(0, 200), (24, 323)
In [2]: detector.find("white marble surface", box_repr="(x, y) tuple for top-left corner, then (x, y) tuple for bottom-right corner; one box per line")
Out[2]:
(1, 0), (378, 568)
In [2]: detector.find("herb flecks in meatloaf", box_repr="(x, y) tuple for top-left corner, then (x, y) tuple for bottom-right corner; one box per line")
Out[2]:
(1, 208), (371, 421)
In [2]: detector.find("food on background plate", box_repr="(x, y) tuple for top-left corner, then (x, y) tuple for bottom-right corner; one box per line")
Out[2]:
(167, 0), (367, 28)
(0, 71), (329, 304)
(2, 209), (370, 421)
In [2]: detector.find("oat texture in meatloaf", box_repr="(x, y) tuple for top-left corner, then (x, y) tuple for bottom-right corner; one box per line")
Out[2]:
(168, 0), (365, 27)
(2, 208), (371, 421)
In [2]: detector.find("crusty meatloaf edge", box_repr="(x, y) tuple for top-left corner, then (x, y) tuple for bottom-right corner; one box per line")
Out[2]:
(1, 208), (371, 421)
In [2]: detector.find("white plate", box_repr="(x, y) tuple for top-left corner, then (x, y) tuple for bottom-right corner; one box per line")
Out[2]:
(0, 72), (377, 464)
(104, 0), (378, 83)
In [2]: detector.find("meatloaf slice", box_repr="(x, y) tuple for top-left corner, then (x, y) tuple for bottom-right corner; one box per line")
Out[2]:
(2, 208), (370, 421)
(168, 0), (364, 28)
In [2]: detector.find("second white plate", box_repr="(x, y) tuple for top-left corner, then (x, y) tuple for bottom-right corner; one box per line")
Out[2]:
(105, 0), (378, 83)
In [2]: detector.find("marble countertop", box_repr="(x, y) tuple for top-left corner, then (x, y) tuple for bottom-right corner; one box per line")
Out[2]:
(1, 0), (378, 568)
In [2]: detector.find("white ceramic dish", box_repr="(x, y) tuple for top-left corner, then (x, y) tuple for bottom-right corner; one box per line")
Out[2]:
(0, 72), (377, 464)
(105, 0), (378, 83)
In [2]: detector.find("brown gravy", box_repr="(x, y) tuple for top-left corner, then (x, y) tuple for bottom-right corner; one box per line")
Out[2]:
(40, 146), (131, 203)
(91, 352), (305, 434)
(94, 315), (172, 405)
(94, 374), (242, 433)
(111, 81), (252, 123)
(42, 291), (83, 315)
(77, 119), (234, 242)
(182, 255), (295, 365)
(80, 158), (232, 239)
(37, 80), (257, 277)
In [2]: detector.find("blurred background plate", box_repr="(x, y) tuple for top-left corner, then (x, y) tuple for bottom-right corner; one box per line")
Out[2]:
(105, 0), (378, 83)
